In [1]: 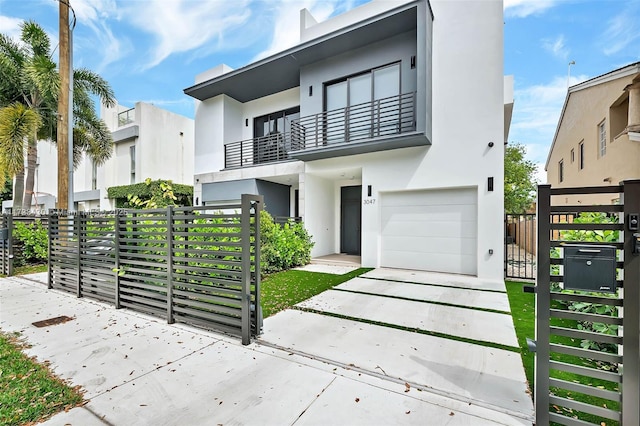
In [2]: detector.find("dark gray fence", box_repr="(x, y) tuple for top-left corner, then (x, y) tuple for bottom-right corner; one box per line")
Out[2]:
(0, 214), (13, 276)
(535, 182), (639, 425)
(48, 195), (263, 345)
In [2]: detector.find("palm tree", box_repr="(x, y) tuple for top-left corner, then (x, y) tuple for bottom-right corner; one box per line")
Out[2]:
(0, 20), (115, 210)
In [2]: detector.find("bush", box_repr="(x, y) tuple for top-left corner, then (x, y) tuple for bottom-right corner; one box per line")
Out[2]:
(13, 221), (48, 265)
(260, 210), (314, 274)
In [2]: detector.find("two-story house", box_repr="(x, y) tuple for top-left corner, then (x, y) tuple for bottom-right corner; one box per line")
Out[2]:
(185, 0), (512, 281)
(546, 62), (640, 205)
(10, 101), (195, 211)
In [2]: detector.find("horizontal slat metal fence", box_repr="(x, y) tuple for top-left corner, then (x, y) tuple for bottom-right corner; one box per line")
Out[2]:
(48, 195), (263, 345)
(0, 214), (13, 276)
(536, 183), (640, 425)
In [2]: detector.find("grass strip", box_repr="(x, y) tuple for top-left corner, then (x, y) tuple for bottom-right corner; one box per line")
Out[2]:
(260, 268), (372, 318)
(0, 332), (84, 425)
(333, 287), (511, 315)
(294, 306), (520, 353)
(363, 276), (507, 293)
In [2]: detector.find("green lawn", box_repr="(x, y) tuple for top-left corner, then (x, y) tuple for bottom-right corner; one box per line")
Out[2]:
(506, 280), (620, 425)
(0, 332), (84, 425)
(260, 268), (372, 318)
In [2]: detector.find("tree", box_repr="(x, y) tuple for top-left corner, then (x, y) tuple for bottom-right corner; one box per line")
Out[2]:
(0, 20), (115, 210)
(504, 143), (538, 213)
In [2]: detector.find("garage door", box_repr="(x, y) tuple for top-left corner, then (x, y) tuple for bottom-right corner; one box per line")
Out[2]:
(380, 188), (477, 275)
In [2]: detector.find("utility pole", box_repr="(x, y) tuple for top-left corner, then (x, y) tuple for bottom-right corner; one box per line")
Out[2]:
(57, 0), (70, 210)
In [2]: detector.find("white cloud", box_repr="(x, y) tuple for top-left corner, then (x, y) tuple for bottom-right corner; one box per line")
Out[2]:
(600, 3), (640, 56)
(123, 0), (252, 70)
(542, 34), (568, 59)
(253, 0), (356, 61)
(504, 0), (559, 18)
(509, 74), (589, 164)
(0, 15), (22, 40)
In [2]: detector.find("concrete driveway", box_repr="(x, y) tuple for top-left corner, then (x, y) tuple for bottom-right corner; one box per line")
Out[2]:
(260, 268), (534, 425)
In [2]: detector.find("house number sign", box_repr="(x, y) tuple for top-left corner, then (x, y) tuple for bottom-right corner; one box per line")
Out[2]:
(363, 199), (376, 205)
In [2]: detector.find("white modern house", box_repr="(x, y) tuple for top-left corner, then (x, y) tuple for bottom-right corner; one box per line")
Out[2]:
(7, 102), (195, 211)
(185, 0), (512, 281)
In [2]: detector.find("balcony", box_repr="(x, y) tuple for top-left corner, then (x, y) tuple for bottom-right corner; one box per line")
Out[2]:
(224, 92), (428, 168)
(118, 108), (135, 127)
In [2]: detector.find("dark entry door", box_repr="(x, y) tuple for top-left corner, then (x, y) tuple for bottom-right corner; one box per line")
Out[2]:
(340, 186), (362, 255)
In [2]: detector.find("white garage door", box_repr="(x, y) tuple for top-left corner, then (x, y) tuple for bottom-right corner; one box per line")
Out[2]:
(380, 188), (477, 275)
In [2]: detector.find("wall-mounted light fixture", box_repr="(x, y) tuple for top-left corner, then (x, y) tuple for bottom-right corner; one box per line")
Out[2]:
(309, 86), (313, 96)
(367, 185), (372, 197)
(410, 55), (416, 69)
(488, 177), (494, 192)
(245, 118), (249, 127)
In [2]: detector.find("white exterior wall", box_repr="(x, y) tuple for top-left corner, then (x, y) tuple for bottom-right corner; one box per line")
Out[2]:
(192, 0), (505, 281)
(304, 173), (336, 255)
(427, 0), (504, 279)
(18, 101), (194, 211)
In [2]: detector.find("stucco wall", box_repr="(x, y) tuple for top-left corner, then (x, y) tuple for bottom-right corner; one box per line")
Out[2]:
(547, 75), (640, 205)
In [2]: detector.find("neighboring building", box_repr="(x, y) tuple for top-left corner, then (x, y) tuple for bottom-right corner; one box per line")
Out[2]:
(185, 0), (512, 280)
(8, 101), (195, 211)
(546, 62), (640, 205)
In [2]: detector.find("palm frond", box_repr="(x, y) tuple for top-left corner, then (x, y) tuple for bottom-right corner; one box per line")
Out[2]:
(25, 54), (59, 107)
(20, 20), (51, 58)
(0, 103), (41, 175)
(74, 68), (116, 107)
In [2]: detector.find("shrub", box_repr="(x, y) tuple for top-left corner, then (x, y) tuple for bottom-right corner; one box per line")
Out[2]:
(13, 221), (48, 265)
(260, 210), (314, 274)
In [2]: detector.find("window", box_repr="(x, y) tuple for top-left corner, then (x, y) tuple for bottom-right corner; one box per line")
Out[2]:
(579, 141), (584, 170)
(130, 145), (136, 184)
(559, 159), (564, 183)
(91, 161), (97, 190)
(324, 63), (401, 142)
(570, 148), (575, 163)
(599, 120), (606, 157)
(253, 106), (300, 164)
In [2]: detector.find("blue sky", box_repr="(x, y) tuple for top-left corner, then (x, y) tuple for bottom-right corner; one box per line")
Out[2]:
(1, 0), (639, 177)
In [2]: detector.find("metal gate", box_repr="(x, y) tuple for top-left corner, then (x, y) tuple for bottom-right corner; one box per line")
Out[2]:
(48, 195), (263, 345)
(0, 214), (13, 276)
(535, 182), (640, 425)
(505, 213), (536, 280)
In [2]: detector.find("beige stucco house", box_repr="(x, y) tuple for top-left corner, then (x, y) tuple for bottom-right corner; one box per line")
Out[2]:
(546, 62), (640, 205)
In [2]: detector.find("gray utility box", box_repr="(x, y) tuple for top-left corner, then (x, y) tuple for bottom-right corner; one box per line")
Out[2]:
(563, 244), (617, 293)
(0, 228), (8, 241)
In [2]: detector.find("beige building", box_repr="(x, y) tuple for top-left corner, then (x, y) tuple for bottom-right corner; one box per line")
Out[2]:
(546, 62), (640, 205)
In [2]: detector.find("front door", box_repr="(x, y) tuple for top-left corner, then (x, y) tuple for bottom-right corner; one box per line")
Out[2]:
(340, 186), (362, 255)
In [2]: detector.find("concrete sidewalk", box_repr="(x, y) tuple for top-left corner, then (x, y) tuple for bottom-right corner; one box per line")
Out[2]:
(0, 275), (529, 425)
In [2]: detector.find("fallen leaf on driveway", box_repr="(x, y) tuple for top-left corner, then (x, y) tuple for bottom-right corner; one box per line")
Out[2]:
(355, 398), (360, 403)
(404, 383), (410, 393)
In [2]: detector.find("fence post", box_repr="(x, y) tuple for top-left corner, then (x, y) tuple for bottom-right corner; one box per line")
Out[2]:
(534, 184), (551, 425)
(253, 198), (263, 335)
(114, 211), (121, 309)
(166, 205), (174, 324)
(622, 179), (640, 425)
(7, 214), (13, 277)
(75, 212), (82, 298)
(47, 211), (53, 289)
(241, 194), (252, 345)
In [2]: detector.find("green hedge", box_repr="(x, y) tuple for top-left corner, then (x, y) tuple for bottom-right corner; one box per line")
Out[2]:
(107, 179), (193, 208)
(260, 211), (314, 274)
(13, 221), (48, 266)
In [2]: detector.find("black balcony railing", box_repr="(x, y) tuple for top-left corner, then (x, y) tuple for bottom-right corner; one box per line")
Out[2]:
(224, 92), (416, 169)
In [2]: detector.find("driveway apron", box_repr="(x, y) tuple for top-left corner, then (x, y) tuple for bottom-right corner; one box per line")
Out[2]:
(260, 268), (534, 424)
